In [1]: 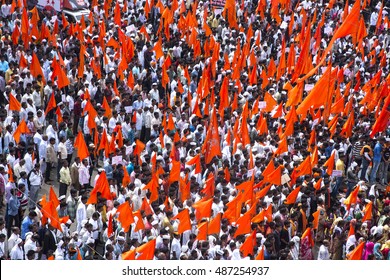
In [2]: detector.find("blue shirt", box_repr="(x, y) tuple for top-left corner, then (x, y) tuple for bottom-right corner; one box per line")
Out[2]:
(8, 195), (20, 216)
(126, 162), (134, 175)
(0, 60), (9, 72)
(373, 142), (383, 162)
(21, 216), (33, 240)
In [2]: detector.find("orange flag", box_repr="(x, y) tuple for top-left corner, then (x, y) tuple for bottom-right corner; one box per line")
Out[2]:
(265, 165), (282, 185)
(140, 198), (154, 216)
(186, 154), (201, 174)
(263, 91), (277, 112)
(262, 160), (275, 178)
(313, 178), (323, 191)
(41, 201), (62, 232)
(256, 245), (265, 260)
(240, 230), (257, 257)
(344, 186), (360, 209)
(45, 93), (57, 115)
(13, 119), (30, 143)
(341, 112), (355, 138)
(122, 166), (131, 187)
(203, 109), (222, 164)
(301, 227), (314, 247)
(274, 136), (288, 156)
(295, 156), (312, 177)
(370, 94), (390, 138)
(285, 186), (301, 205)
(251, 208), (266, 223)
(179, 177), (190, 203)
(56, 66), (70, 89)
(122, 249), (136, 260)
(169, 160), (181, 185)
(153, 38), (164, 60)
(117, 202), (135, 232)
(362, 201), (373, 222)
(208, 213), (222, 235)
(49, 186), (60, 209)
(347, 223), (355, 238)
(143, 173), (159, 202)
(298, 0), (360, 82)
(87, 171), (112, 204)
(346, 241), (365, 260)
(136, 239), (156, 260)
(201, 173), (215, 198)
(323, 151), (335, 176)
(234, 211), (252, 237)
(9, 93), (21, 111)
(255, 184), (272, 200)
(133, 210), (145, 232)
(223, 0), (238, 28)
(192, 198), (213, 221)
(30, 52), (45, 83)
(102, 96), (112, 118)
(197, 221), (208, 241)
(74, 131), (89, 160)
(312, 210), (320, 230)
(107, 213), (114, 238)
(76, 248), (83, 260)
(133, 139), (146, 156)
(172, 208), (191, 234)
(296, 64), (332, 115)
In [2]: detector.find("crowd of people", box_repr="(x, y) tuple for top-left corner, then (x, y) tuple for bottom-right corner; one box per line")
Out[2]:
(0, 0), (390, 260)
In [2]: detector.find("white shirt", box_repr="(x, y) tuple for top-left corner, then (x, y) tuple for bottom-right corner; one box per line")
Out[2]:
(79, 165), (90, 185)
(76, 202), (87, 232)
(317, 245), (330, 260)
(10, 244), (24, 260)
(24, 239), (38, 260)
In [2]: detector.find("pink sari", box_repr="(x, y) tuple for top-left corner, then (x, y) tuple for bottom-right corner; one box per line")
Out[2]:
(300, 237), (313, 260)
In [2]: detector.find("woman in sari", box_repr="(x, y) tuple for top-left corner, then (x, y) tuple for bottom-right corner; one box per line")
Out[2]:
(362, 241), (374, 260)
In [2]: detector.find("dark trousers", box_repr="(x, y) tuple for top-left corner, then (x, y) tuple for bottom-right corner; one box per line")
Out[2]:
(45, 162), (53, 182)
(7, 214), (20, 237)
(59, 182), (68, 197)
(360, 158), (370, 181)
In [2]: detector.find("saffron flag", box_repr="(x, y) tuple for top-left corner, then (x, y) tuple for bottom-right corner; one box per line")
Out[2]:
(172, 208), (191, 234)
(285, 186), (301, 205)
(9, 93), (21, 111)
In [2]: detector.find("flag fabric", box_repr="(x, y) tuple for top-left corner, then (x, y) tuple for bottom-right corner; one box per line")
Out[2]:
(295, 156), (312, 177)
(172, 208), (191, 234)
(116, 202), (135, 232)
(285, 186), (301, 204)
(344, 186), (360, 209)
(87, 171), (112, 204)
(346, 241), (365, 260)
(122, 249), (136, 260)
(362, 201), (373, 222)
(208, 213), (222, 235)
(136, 239), (156, 260)
(240, 230), (257, 257)
(192, 198), (213, 221)
(13, 119), (30, 143)
(233, 211), (252, 237)
(45, 93), (57, 115)
(74, 131), (89, 160)
(9, 93), (21, 111)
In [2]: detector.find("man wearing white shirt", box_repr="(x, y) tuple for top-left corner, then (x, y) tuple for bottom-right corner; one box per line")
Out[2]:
(317, 240), (330, 260)
(76, 196), (88, 233)
(28, 163), (43, 209)
(24, 234), (40, 260)
(79, 159), (91, 193)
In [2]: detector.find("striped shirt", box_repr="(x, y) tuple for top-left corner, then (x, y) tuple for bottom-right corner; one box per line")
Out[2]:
(352, 141), (364, 157)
